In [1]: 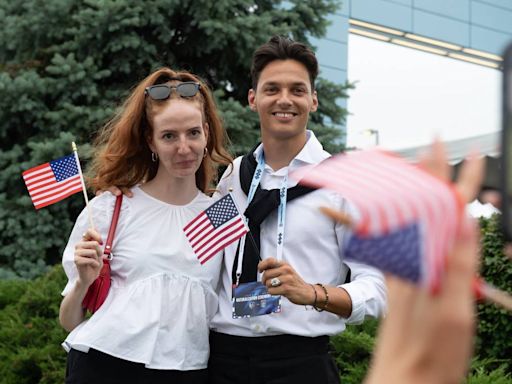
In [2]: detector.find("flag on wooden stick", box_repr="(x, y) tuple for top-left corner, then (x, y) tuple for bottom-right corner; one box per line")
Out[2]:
(22, 154), (83, 209)
(184, 194), (249, 264)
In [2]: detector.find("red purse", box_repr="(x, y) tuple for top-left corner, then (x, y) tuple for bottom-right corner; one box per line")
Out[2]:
(82, 195), (123, 313)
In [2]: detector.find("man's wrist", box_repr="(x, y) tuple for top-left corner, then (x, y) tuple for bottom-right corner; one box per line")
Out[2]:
(308, 283), (318, 307)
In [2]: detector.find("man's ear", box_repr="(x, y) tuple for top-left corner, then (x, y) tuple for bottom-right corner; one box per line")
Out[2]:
(248, 89), (257, 111)
(310, 90), (318, 113)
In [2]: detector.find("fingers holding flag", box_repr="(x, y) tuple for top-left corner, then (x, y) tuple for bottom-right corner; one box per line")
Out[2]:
(417, 139), (485, 205)
(74, 228), (104, 287)
(79, 228), (103, 248)
(441, 216), (479, 318)
(417, 138), (452, 183)
(453, 152), (485, 205)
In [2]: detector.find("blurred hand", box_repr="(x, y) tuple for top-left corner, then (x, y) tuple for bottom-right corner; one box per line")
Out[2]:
(364, 217), (478, 384)
(74, 228), (104, 288)
(363, 141), (483, 384)
(479, 189), (501, 207)
(418, 139), (484, 204)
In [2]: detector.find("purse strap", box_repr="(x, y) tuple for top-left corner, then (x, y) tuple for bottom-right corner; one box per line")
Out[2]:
(103, 195), (123, 259)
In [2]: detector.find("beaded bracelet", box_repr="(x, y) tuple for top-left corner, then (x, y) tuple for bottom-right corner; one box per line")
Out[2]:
(309, 284), (318, 308)
(314, 283), (329, 312)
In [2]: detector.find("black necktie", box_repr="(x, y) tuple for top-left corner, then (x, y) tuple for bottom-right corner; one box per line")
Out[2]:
(231, 144), (316, 284)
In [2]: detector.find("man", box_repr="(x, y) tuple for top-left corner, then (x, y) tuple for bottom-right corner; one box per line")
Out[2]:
(208, 35), (386, 384)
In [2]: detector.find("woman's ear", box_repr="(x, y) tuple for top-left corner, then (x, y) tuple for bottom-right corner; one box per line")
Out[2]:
(146, 134), (156, 154)
(203, 122), (209, 143)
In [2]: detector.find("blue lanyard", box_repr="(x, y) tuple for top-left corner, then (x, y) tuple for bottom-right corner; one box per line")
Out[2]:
(235, 151), (288, 285)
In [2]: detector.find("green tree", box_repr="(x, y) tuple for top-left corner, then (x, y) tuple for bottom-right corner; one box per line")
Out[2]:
(0, 0), (348, 278)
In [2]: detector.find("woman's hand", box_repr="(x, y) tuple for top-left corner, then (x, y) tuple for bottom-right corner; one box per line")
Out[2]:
(60, 228), (104, 332)
(74, 228), (104, 288)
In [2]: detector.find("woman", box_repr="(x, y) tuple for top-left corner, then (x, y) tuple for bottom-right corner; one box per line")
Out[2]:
(59, 68), (232, 383)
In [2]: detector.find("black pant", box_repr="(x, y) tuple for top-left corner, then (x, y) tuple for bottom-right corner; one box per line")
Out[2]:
(208, 331), (340, 384)
(65, 349), (208, 384)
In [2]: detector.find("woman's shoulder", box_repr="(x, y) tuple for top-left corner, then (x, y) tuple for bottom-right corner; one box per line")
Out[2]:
(88, 189), (135, 219)
(193, 191), (215, 208)
(89, 190), (117, 207)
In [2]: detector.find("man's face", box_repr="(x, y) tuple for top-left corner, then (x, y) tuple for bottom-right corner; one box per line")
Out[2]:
(248, 59), (318, 142)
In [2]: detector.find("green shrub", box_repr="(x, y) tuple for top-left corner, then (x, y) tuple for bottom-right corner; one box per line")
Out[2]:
(331, 319), (378, 383)
(466, 359), (512, 384)
(0, 279), (29, 309)
(0, 265), (67, 384)
(476, 215), (512, 365)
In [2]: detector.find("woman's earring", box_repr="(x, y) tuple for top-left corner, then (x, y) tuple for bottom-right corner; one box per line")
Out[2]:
(203, 147), (208, 158)
(151, 152), (158, 162)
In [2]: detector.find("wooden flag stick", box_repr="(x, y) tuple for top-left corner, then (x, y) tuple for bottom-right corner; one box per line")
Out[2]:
(319, 206), (354, 227)
(478, 281), (512, 311)
(72, 142), (94, 229)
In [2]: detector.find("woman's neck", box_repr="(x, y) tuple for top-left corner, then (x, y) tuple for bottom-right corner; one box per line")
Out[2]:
(141, 174), (199, 205)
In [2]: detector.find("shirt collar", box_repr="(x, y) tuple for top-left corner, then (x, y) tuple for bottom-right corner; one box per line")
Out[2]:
(253, 130), (327, 169)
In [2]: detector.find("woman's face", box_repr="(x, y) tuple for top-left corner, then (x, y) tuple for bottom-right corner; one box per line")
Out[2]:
(148, 99), (208, 182)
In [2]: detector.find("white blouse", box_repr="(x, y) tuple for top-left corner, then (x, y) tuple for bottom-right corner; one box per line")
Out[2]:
(61, 186), (222, 370)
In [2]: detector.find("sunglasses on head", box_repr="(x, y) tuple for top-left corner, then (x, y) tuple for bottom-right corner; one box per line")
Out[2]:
(144, 82), (201, 100)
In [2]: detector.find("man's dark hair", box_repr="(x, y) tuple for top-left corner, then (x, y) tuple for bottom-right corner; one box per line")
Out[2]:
(250, 35), (319, 90)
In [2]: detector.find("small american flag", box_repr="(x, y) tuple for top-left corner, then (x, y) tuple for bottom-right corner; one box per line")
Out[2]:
(294, 149), (463, 290)
(22, 154), (83, 210)
(184, 194), (249, 264)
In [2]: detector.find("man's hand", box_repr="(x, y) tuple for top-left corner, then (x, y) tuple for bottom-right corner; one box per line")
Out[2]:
(258, 257), (315, 306)
(258, 257), (353, 317)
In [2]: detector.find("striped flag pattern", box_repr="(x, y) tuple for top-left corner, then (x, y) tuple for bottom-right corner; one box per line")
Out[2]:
(22, 154), (83, 209)
(294, 149), (463, 290)
(184, 194), (249, 264)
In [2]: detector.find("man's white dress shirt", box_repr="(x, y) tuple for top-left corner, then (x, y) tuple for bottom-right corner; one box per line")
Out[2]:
(210, 131), (386, 337)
